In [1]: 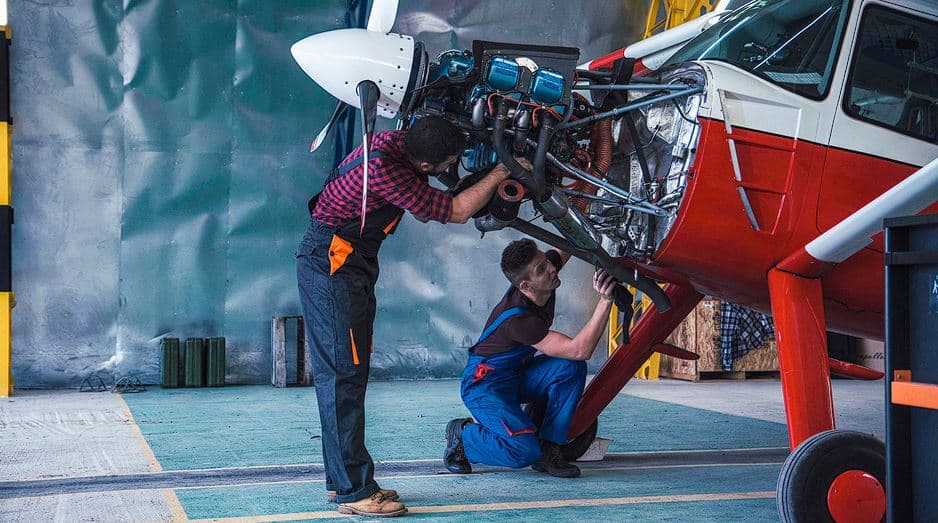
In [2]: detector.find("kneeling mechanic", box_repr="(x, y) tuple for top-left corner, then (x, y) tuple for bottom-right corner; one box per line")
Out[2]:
(445, 238), (619, 478)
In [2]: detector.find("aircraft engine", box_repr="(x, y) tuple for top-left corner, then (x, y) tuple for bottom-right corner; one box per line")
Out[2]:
(598, 63), (706, 259)
(401, 44), (705, 268)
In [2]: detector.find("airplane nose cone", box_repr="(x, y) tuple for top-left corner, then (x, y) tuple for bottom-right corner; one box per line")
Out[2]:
(291, 28), (415, 119)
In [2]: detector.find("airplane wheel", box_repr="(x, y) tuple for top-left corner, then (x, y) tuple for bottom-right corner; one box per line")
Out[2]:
(522, 402), (598, 461)
(777, 430), (885, 523)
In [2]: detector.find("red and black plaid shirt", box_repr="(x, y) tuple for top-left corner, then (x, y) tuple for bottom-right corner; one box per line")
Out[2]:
(312, 130), (453, 227)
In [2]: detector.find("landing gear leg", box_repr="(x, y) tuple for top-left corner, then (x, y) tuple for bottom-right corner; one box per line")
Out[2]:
(768, 269), (886, 521)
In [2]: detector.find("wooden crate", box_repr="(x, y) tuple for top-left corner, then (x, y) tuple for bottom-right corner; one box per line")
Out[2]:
(659, 299), (779, 381)
(271, 316), (312, 387)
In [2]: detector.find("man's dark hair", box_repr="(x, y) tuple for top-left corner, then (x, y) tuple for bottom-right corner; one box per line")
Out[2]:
(405, 115), (466, 165)
(501, 239), (539, 286)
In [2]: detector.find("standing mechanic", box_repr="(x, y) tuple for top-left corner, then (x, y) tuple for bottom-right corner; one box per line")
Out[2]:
(444, 238), (618, 478)
(296, 115), (530, 517)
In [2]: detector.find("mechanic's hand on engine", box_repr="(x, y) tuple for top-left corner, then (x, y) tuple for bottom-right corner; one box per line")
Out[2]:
(491, 157), (532, 180)
(593, 269), (618, 301)
(514, 157), (533, 172)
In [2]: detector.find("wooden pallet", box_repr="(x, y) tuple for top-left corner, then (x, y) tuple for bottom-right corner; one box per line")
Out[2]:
(661, 369), (780, 382)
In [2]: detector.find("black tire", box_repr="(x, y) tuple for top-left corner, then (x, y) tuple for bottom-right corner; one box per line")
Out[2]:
(523, 401), (599, 461)
(777, 430), (885, 523)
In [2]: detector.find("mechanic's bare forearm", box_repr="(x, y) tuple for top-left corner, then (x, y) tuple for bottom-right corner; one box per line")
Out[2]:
(571, 297), (614, 360)
(449, 167), (509, 223)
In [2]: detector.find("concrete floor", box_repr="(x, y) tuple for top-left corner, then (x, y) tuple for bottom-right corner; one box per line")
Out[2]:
(623, 378), (885, 438)
(0, 378), (883, 522)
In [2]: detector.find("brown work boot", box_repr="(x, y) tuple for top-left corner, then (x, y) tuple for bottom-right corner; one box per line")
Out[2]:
(532, 441), (581, 478)
(337, 490), (407, 517)
(327, 488), (399, 503)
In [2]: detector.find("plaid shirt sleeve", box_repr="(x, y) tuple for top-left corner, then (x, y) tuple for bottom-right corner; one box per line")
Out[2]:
(370, 159), (453, 223)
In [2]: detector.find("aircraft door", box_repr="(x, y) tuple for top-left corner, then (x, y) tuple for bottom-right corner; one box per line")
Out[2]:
(818, 2), (938, 251)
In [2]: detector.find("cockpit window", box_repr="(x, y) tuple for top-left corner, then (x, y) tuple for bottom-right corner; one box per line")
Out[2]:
(666, 0), (850, 99)
(845, 6), (938, 144)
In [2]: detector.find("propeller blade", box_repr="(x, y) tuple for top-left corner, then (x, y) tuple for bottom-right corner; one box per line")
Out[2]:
(356, 81), (380, 235)
(310, 102), (349, 152)
(357, 80), (380, 135)
(366, 0), (399, 33)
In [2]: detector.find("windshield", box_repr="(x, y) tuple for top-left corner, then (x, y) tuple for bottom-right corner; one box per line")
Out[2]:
(667, 0), (851, 99)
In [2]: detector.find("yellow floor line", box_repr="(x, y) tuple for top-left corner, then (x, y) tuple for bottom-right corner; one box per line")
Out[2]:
(116, 394), (189, 522)
(116, 394), (163, 473)
(188, 490), (776, 522)
(162, 488), (190, 522)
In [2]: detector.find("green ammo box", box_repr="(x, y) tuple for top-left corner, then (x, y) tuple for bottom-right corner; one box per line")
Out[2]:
(184, 337), (206, 387)
(160, 337), (183, 388)
(206, 337), (226, 387)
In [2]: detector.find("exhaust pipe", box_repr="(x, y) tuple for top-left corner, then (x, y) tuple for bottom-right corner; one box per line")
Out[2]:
(486, 98), (671, 312)
(475, 180), (526, 233)
(536, 190), (602, 251)
(492, 99), (545, 199)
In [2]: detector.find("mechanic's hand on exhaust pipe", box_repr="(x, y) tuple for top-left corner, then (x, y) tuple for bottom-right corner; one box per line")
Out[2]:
(593, 269), (618, 301)
(514, 156), (533, 172)
(493, 157), (531, 177)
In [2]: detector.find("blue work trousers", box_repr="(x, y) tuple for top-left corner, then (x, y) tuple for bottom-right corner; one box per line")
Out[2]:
(460, 346), (587, 468)
(296, 219), (380, 503)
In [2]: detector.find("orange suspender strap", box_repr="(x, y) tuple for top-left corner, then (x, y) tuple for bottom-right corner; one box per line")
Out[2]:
(349, 329), (360, 365)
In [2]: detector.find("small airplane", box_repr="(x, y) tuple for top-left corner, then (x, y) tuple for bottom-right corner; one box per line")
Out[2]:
(291, 0), (938, 520)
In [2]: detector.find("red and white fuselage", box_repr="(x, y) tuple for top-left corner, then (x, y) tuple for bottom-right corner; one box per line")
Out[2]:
(600, 0), (938, 341)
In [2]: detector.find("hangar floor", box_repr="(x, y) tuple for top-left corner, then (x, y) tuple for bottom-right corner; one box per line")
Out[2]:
(0, 379), (883, 521)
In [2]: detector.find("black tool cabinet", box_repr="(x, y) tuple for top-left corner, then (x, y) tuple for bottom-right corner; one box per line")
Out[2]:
(884, 214), (938, 522)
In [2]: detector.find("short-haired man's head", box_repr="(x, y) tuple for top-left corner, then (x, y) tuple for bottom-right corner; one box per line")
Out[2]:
(405, 115), (466, 165)
(501, 239), (540, 287)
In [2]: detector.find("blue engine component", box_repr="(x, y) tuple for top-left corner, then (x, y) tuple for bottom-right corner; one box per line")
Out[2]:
(485, 56), (521, 92)
(468, 85), (490, 104)
(427, 50), (475, 84)
(462, 141), (500, 173)
(530, 69), (565, 105)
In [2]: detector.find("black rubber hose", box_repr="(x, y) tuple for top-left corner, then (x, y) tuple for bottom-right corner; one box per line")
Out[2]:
(492, 100), (543, 198)
(531, 114), (553, 202)
(510, 220), (671, 312)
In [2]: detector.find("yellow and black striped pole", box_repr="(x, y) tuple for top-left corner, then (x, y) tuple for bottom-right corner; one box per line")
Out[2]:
(0, 7), (13, 398)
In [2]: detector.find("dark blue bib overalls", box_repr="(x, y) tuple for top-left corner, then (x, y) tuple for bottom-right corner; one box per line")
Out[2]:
(296, 151), (404, 503)
(459, 304), (588, 469)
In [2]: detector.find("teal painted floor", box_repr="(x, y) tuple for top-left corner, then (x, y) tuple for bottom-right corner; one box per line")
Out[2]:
(120, 381), (789, 521)
(123, 381), (789, 471)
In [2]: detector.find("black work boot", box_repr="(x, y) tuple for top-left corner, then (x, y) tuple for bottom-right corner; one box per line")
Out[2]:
(444, 418), (473, 474)
(532, 441), (581, 478)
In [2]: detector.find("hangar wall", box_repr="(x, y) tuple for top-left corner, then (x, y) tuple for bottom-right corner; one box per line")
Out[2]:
(11, 0), (646, 387)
